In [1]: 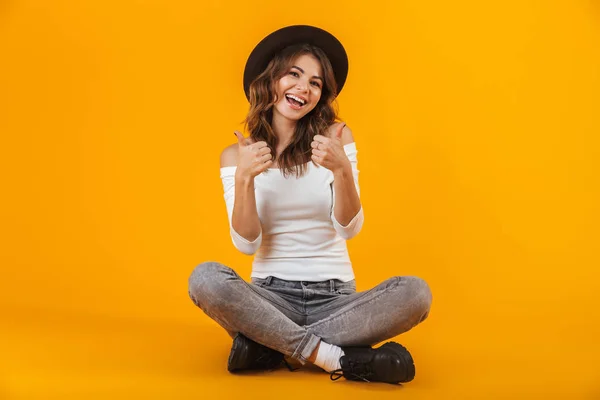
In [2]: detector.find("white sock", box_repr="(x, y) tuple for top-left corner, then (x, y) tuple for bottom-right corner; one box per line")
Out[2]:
(313, 341), (345, 372)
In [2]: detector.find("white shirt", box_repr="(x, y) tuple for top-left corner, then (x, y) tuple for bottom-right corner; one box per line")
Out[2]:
(219, 142), (364, 282)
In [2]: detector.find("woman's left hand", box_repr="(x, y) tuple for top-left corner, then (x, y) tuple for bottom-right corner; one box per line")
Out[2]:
(311, 123), (351, 173)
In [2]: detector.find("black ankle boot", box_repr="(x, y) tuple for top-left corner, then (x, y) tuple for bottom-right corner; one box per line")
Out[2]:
(330, 342), (416, 384)
(227, 333), (290, 372)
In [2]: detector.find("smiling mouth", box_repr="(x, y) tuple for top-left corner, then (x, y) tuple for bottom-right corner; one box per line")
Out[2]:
(285, 94), (306, 108)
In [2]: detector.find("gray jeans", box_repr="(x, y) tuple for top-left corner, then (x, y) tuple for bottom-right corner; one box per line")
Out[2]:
(188, 261), (432, 365)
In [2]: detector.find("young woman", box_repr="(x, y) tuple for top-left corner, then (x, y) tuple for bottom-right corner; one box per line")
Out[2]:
(188, 25), (432, 384)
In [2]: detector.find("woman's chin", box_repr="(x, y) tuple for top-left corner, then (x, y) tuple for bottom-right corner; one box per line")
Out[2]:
(274, 104), (306, 121)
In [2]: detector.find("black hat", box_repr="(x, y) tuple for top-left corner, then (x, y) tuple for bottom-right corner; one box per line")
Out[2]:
(243, 25), (348, 101)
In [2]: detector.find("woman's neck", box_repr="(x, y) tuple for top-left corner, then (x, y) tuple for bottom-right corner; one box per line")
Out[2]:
(271, 112), (297, 151)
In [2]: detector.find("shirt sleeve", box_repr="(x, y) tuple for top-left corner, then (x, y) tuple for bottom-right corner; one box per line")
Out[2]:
(220, 166), (262, 255)
(331, 142), (364, 240)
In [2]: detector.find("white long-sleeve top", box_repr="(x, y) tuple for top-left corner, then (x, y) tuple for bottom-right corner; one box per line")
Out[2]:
(219, 142), (363, 282)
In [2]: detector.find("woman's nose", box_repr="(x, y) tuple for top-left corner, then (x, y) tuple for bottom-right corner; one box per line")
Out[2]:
(296, 80), (308, 91)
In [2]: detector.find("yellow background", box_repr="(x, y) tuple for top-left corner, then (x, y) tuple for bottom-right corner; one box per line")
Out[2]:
(1, 0), (599, 398)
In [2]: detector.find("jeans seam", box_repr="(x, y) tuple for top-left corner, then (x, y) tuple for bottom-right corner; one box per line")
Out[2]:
(305, 277), (400, 331)
(246, 280), (305, 317)
(232, 269), (303, 316)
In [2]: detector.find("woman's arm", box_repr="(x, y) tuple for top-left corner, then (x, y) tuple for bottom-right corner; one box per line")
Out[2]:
(220, 144), (262, 254)
(332, 165), (362, 226)
(232, 173), (261, 242)
(330, 125), (364, 239)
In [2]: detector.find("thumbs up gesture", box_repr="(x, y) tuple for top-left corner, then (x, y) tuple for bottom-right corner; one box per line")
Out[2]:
(234, 131), (273, 180)
(310, 122), (351, 174)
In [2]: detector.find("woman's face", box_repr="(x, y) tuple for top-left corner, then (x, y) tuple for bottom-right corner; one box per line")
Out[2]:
(273, 54), (324, 121)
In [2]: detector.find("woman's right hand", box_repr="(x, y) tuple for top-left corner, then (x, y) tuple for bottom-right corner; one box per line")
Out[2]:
(233, 131), (273, 179)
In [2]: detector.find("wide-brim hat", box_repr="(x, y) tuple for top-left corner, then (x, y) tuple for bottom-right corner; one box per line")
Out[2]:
(243, 25), (348, 101)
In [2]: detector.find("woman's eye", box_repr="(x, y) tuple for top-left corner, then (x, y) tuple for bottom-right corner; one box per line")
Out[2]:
(289, 71), (299, 77)
(311, 81), (321, 88)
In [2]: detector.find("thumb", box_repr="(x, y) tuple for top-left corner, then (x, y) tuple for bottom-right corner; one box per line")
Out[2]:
(335, 122), (346, 139)
(233, 130), (247, 146)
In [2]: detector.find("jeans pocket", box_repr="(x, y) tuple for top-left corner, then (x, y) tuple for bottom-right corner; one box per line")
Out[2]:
(251, 277), (268, 287)
(335, 279), (357, 295)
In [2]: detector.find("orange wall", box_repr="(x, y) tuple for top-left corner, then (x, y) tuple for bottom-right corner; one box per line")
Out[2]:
(1, 0), (599, 390)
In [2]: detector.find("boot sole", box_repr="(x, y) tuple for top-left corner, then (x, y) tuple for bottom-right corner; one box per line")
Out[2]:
(227, 334), (285, 372)
(227, 334), (249, 372)
(380, 342), (416, 383)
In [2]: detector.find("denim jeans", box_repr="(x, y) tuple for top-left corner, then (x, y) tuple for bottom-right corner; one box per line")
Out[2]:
(188, 261), (432, 365)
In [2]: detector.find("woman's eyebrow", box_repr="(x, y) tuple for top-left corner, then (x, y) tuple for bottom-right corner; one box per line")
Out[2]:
(291, 65), (324, 81)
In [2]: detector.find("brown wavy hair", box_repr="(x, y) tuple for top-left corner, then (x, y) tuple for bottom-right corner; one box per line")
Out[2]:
(243, 43), (340, 178)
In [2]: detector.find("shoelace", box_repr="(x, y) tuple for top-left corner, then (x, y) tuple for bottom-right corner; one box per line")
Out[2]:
(329, 362), (374, 382)
(330, 369), (345, 381)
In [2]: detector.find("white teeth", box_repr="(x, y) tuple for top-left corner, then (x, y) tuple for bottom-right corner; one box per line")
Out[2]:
(285, 94), (306, 105)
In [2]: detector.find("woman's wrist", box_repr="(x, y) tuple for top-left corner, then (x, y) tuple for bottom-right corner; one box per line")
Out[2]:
(235, 170), (254, 186)
(333, 160), (352, 177)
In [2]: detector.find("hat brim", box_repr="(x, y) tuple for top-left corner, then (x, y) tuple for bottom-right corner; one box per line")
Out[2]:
(243, 25), (348, 101)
